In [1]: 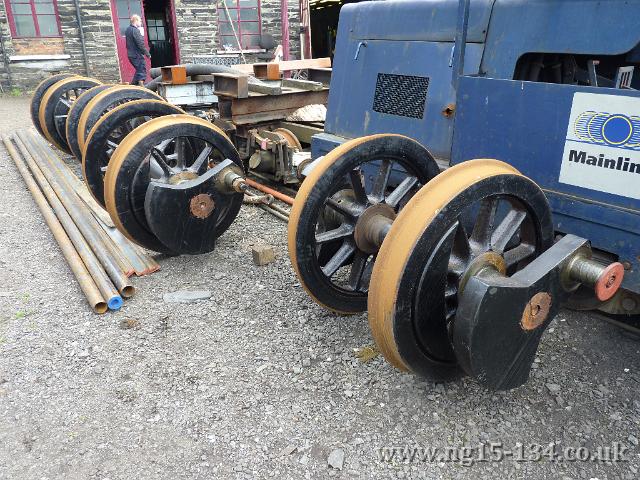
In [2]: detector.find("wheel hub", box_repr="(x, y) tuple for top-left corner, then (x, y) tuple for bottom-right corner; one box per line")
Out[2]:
(169, 171), (199, 185)
(458, 251), (507, 295)
(354, 203), (395, 254)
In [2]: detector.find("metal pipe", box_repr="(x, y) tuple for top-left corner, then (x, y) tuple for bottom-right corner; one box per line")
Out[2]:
(19, 130), (135, 299)
(260, 204), (289, 222)
(5, 135), (115, 313)
(244, 177), (294, 205)
(73, 0), (90, 76)
(30, 135), (135, 277)
(243, 193), (274, 204)
(99, 221), (152, 276)
(244, 190), (289, 221)
(4, 136), (106, 313)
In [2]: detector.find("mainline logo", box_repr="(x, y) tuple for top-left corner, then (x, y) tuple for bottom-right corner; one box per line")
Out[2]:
(568, 149), (640, 174)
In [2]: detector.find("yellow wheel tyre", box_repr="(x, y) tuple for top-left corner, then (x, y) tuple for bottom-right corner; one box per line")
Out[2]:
(77, 84), (161, 152)
(65, 84), (113, 160)
(82, 99), (185, 208)
(288, 134), (440, 314)
(38, 76), (101, 152)
(368, 159), (554, 380)
(273, 128), (302, 150)
(30, 73), (76, 137)
(104, 114), (242, 253)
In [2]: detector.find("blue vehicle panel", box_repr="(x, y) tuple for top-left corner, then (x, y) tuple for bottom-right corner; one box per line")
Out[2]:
(451, 76), (640, 292)
(326, 40), (483, 160)
(312, 0), (640, 296)
(483, 0), (640, 79)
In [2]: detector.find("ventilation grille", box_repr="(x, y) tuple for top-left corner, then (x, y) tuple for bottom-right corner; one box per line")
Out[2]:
(372, 73), (429, 119)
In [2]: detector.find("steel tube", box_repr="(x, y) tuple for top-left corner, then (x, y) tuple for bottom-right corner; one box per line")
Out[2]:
(99, 221), (152, 276)
(244, 178), (294, 205)
(244, 190), (290, 221)
(12, 134), (122, 309)
(18, 130), (134, 299)
(4, 136), (108, 314)
(33, 139), (135, 278)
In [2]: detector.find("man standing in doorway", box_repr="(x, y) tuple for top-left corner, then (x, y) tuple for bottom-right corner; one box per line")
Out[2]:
(125, 15), (151, 85)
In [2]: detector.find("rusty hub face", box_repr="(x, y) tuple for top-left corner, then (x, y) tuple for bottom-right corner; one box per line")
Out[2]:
(458, 251), (507, 295)
(520, 292), (552, 330)
(169, 171), (199, 185)
(354, 203), (396, 254)
(189, 193), (216, 219)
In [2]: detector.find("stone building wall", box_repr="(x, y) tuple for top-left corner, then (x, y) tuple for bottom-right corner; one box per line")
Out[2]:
(174, 0), (300, 63)
(0, 1), (120, 91)
(0, 0), (301, 91)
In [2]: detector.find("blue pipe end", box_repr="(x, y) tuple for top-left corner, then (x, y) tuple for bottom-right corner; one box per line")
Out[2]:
(108, 296), (123, 310)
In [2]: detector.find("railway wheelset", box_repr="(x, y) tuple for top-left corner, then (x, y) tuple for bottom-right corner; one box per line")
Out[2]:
(31, 75), (625, 391)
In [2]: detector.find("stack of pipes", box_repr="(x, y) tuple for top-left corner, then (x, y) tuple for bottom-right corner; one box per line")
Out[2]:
(3, 130), (159, 314)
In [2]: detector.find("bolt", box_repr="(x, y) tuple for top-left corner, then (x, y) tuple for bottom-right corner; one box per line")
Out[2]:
(623, 261), (632, 271)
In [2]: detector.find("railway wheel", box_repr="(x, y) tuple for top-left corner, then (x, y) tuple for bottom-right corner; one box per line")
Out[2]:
(104, 115), (244, 254)
(77, 85), (162, 152)
(288, 134), (440, 314)
(273, 128), (302, 150)
(66, 84), (112, 160)
(368, 159), (554, 381)
(31, 73), (75, 137)
(83, 99), (185, 208)
(38, 76), (101, 153)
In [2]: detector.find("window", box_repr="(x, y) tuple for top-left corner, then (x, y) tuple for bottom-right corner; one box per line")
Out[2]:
(147, 17), (167, 42)
(218, 0), (261, 50)
(5, 0), (61, 38)
(115, 0), (142, 36)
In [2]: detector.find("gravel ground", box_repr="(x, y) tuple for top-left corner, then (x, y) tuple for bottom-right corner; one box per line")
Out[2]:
(0, 96), (639, 480)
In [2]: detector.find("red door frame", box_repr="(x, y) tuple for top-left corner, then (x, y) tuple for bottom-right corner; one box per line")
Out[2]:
(167, 0), (180, 64)
(109, 0), (151, 82)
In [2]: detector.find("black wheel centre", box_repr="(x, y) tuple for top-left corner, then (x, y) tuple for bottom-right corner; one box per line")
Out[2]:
(313, 158), (426, 294)
(393, 176), (554, 376)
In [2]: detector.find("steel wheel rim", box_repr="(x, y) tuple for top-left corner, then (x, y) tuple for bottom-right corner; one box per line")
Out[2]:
(288, 134), (440, 314)
(82, 99), (185, 207)
(368, 159), (554, 378)
(105, 115), (242, 252)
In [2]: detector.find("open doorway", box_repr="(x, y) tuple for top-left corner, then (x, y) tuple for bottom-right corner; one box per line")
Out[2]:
(309, 0), (362, 59)
(143, 0), (180, 68)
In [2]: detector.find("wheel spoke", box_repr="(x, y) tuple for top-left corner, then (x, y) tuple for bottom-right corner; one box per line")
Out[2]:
(491, 209), (527, 253)
(470, 197), (498, 249)
(385, 176), (418, 208)
(348, 251), (370, 291)
(370, 159), (392, 202)
(189, 144), (213, 173)
(315, 224), (354, 244)
(450, 221), (471, 273)
(122, 119), (137, 134)
(175, 137), (187, 169)
(321, 242), (356, 277)
(156, 138), (173, 152)
(348, 169), (368, 205)
(503, 243), (536, 268)
(150, 148), (173, 177)
(326, 197), (360, 220)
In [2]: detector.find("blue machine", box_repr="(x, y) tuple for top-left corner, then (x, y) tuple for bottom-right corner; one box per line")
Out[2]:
(312, 0), (640, 309)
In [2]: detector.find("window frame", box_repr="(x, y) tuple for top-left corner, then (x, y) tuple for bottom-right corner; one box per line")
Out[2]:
(217, 0), (262, 51)
(5, 0), (62, 39)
